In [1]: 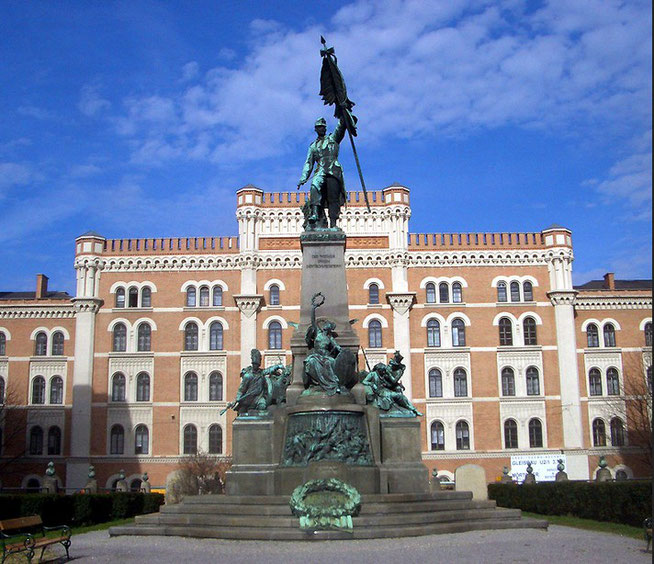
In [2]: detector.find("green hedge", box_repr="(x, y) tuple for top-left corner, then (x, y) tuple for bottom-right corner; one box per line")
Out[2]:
(488, 481), (652, 527)
(0, 492), (164, 527)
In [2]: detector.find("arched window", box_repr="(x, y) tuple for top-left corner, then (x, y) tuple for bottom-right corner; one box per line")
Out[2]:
(29, 426), (43, 455)
(499, 317), (513, 346)
(35, 332), (47, 356)
(501, 368), (515, 396)
(137, 323), (151, 352)
(610, 418), (625, 446)
(128, 287), (138, 308)
(439, 282), (449, 303)
(110, 425), (124, 454)
(510, 281), (520, 302)
(497, 282), (507, 302)
(209, 372), (223, 401)
(112, 373), (126, 402)
(183, 424), (197, 455)
(529, 418), (543, 448)
(141, 287), (151, 308)
(47, 426), (61, 455)
(368, 320), (382, 348)
(606, 368), (620, 395)
(136, 373), (150, 402)
(212, 286), (223, 307)
(455, 421), (470, 450)
(453, 368), (467, 397)
(269, 284), (280, 306)
(113, 323), (127, 352)
(523, 281), (533, 302)
(134, 425), (149, 454)
(526, 366), (540, 396)
(592, 419), (606, 447)
(368, 283), (379, 305)
(504, 419), (518, 449)
(199, 286), (210, 307)
(428, 368), (442, 398)
(184, 372), (198, 401)
(603, 323), (616, 347)
(115, 287), (125, 308)
(186, 287), (196, 307)
(51, 332), (64, 355)
(49, 376), (63, 404)
(645, 322), (653, 346)
(451, 319), (466, 347)
(209, 424), (223, 454)
(425, 282), (436, 304)
(32, 376), (45, 404)
(523, 317), (537, 346)
(0, 377), (5, 403)
(268, 321), (283, 350)
(588, 368), (602, 396)
(452, 282), (463, 303)
(427, 319), (441, 347)
(209, 322), (223, 350)
(587, 323), (599, 347)
(0, 333), (5, 356)
(430, 421), (445, 450)
(184, 322), (199, 351)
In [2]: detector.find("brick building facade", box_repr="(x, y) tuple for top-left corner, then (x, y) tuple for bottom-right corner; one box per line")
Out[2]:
(0, 185), (651, 491)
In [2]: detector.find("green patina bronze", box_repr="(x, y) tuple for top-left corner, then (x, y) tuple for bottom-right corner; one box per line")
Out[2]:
(289, 478), (361, 532)
(221, 349), (291, 416)
(362, 351), (423, 417)
(283, 411), (372, 466)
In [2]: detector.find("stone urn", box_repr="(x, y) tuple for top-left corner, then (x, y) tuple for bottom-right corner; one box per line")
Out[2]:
(522, 462), (536, 485)
(595, 456), (612, 482)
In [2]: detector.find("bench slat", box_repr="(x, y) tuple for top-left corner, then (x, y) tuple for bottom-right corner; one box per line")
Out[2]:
(0, 516), (42, 531)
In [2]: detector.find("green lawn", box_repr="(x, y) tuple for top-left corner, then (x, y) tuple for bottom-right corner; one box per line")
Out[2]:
(522, 511), (644, 540)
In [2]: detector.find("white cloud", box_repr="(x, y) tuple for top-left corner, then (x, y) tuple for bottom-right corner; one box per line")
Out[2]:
(78, 84), (111, 117)
(181, 61), (199, 82)
(17, 106), (56, 120)
(69, 164), (102, 178)
(0, 163), (38, 195)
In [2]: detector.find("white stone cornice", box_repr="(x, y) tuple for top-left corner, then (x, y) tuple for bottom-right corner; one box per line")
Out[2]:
(386, 292), (416, 315)
(0, 304), (76, 319)
(574, 295), (652, 310)
(233, 295), (263, 318)
(406, 249), (555, 268)
(547, 290), (578, 306)
(79, 254), (241, 272)
(72, 298), (104, 314)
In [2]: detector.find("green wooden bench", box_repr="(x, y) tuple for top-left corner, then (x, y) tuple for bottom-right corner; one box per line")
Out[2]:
(0, 515), (71, 563)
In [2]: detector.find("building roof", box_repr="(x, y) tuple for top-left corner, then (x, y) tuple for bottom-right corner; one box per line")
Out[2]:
(574, 279), (652, 291)
(0, 291), (72, 301)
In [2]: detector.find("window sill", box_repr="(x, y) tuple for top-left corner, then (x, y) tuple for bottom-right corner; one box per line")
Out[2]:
(424, 302), (466, 307)
(30, 356), (69, 361)
(180, 350), (227, 356)
(183, 306), (225, 311)
(108, 351), (154, 357)
(112, 307), (153, 313)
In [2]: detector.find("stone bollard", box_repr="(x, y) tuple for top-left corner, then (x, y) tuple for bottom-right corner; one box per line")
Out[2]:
(140, 472), (152, 493)
(522, 461), (536, 485)
(85, 465), (98, 493)
(595, 456), (612, 482)
(555, 459), (568, 482)
(42, 461), (59, 493)
(500, 466), (514, 484)
(429, 468), (442, 492)
(455, 464), (488, 500)
(115, 469), (128, 492)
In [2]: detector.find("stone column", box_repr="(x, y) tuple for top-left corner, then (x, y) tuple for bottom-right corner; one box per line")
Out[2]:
(233, 295), (263, 369)
(67, 297), (102, 490)
(386, 292), (416, 400)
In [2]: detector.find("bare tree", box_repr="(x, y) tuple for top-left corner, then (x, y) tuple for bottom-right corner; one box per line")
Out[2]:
(0, 382), (28, 482)
(167, 452), (232, 503)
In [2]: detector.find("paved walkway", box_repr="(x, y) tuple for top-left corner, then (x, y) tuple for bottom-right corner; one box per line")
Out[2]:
(44, 525), (649, 563)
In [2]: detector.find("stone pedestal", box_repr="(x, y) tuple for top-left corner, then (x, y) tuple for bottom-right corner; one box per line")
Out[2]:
(42, 475), (59, 494)
(595, 467), (612, 482)
(379, 418), (428, 493)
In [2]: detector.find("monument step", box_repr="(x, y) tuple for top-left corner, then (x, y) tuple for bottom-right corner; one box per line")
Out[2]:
(155, 497), (496, 517)
(138, 507), (519, 529)
(110, 516), (547, 540)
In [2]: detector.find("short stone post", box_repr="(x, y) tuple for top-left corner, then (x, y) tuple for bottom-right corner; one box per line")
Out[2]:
(84, 465), (98, 493)
(595, 456), (612, 482)
(454, 464), (488, 500)
(429, 468), (441, 492)
(140, 472), (151, 493)
(115, 469), (128, 492)
(500, 466), (513, 484)
(42, 462), (59, 493)
(555, 459), (568, 482)
(522, 461), (536, 484)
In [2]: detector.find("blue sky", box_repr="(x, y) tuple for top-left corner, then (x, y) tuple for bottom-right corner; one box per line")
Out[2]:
(1, 0), (651, 294)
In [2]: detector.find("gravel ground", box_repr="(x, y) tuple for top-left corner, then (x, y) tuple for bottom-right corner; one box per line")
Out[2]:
(40, 525), (650, 564)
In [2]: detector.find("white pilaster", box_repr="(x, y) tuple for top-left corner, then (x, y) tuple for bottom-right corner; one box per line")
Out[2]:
(234, 296), (263, 368)
(387, 292), (416, 400)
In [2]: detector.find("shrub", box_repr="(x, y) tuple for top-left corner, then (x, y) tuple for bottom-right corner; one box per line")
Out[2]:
(488, 481), (652, 527)
(0, 492), (164, 526)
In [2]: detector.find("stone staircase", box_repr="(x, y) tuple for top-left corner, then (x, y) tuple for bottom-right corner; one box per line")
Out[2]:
(109, 490), (548, 540)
